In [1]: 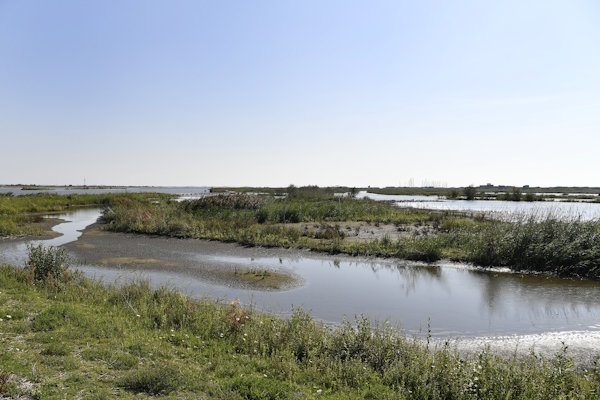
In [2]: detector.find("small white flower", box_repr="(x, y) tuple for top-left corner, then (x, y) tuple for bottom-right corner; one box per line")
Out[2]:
(219, 333), (224, 338)
(317, 389), (322, 394)
(263, 374), (268, 378)
(5, 315), (11, 319)
(136, 314), (141, 318)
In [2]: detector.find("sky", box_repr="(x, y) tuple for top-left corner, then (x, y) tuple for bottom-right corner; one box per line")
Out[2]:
(1, 0), (600, 187)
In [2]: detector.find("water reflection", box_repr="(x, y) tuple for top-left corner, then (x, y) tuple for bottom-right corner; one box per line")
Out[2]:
(354, 191), (600, 221)
(0, 208), (101, 265)
(399, 199), (600, 221)
(1, 209), (599, 337)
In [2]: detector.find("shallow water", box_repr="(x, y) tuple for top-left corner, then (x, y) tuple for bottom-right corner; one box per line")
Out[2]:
(1, 209), (599, 341)
(399, 198), (600, 221)
(356, 191), (441, 202)
(0, 186), (209, 197)
(0, 208), (101, 265)
(356, 191), (600, 221)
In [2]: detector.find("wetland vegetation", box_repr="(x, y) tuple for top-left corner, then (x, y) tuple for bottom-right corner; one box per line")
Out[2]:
(100, 188), (600, 279)
(0, 247), (599, 399)
(1, 191), (600, 397)
(0, 193), (171, 238)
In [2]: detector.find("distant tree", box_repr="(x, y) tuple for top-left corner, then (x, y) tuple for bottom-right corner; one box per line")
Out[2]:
(349, 187), (358, 199)
(463, 186), (476, 200)
(448, 189), (459, 199)
(511, 187), (522, 202)
(286, 184), (297, 198)
(524, 192), (536, 202)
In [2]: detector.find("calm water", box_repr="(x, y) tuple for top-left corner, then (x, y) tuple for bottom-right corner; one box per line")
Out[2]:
(356, 191), (441, 201)
(1, 209), (599, 338)
(0, 186), (209, 197)
(0, 208), (101, 265)
(357, 191), (600, 221)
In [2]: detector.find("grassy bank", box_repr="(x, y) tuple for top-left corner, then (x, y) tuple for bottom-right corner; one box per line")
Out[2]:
(0, 193), (172, 238)
(101, 193), (600, 279)
(1, 260), (599, 399)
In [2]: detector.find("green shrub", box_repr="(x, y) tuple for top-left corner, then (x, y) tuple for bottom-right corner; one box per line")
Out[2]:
(463, 186), (477, 200)
(25, 244), (69, 285)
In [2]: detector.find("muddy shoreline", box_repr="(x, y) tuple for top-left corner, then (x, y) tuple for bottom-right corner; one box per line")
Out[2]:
(65, 223), (311, 291)
(0, 217), (63, 241)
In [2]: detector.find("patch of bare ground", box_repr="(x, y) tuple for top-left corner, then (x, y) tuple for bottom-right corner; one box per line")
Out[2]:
(279, 221), (437, 243)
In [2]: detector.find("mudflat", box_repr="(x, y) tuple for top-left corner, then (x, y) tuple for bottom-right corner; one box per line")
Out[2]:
(65, 224), (303, 291)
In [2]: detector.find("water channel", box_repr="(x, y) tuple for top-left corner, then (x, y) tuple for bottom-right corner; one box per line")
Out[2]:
(1, 208), (599, 343)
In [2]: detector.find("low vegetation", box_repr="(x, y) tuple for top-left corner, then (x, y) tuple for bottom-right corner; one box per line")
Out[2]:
(0, 192), (172, 237)
(0, 246), (598, 399)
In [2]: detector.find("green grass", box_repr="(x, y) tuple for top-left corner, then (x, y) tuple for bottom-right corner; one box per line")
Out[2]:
(0, 192), (172, 237)
(0, 263), (598, 399)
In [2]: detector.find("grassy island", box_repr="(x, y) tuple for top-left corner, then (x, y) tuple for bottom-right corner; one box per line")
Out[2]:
(100, 188), (600, 279)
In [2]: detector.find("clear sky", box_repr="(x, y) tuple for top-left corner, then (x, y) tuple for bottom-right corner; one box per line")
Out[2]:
(1, 1), (599, 187)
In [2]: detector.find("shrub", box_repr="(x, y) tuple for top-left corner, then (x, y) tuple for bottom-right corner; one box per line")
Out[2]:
(25, 244), (69, 285)
(463, 186), (476, 200)
(255, 208), (269, 224)
(525, 192), (537, 202)
(511, 187), (522, 201)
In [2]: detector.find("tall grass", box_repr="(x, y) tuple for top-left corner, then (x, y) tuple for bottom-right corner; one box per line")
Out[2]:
(459, 216), (600, 278)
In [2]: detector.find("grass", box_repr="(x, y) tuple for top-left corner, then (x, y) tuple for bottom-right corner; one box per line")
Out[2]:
(0, 261), (598, 399)
(0, 192), (172, 237)
(102, 193), (600, 279)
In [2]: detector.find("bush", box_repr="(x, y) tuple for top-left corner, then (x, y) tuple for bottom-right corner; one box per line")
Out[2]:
(463, 186), (476, 200)
(25, 244), (69, 285)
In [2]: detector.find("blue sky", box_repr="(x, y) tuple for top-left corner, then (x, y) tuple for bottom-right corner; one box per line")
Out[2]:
(1, 1), (599, 187)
